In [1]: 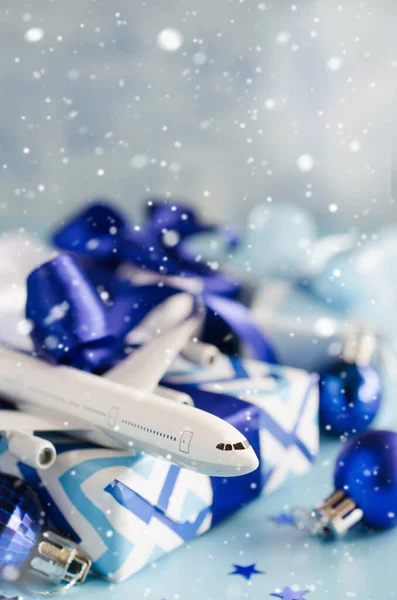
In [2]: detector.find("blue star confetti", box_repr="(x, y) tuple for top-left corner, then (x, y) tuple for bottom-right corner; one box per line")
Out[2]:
(269, 512), (295, 526)
(229, 564), (265, 580)
(270, 586), (309, 600)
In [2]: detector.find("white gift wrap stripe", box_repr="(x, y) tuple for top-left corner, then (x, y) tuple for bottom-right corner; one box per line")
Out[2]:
(79, 466), (206, 581)
(164, 468), (213, 524)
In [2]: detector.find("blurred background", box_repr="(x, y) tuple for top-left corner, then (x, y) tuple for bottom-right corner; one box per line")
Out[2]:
(1, 0), (396, 236)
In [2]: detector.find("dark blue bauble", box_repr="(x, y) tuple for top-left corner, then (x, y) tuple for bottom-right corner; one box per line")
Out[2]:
(334, 430), (397, 529)
(319, 361), (381, 436)
(0, 474), (43, 576)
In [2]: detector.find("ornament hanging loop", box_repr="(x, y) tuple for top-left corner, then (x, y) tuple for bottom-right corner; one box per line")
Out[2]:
(342, 325), (378, 367)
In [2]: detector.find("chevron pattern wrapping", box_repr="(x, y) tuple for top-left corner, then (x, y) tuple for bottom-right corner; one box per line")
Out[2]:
(0, 355), (318, 582)
(165, 355), (319, 494)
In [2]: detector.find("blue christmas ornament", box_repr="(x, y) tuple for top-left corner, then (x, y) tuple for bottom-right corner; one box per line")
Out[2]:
(334, 430), (397, 530)
(319, 328), (381, 437)
(310, 248), (361, 310)
(0, 474), (42, 578)
(312, 236), (397, 316)
(0, 473), (91, 588)
(237, 203), (317, 280)
(293, 430), (397, 537)
(320, 363), (381, 436)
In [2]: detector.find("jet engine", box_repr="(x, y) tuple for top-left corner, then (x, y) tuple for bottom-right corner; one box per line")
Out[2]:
(6, 431), (57, 469)
(182, 340), (220, 366)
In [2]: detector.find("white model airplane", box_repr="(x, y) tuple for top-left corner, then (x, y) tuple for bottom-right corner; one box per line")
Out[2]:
(0, 299), (259, 478)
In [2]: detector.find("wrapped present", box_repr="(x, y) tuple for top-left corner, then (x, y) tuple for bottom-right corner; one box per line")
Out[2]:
(0, 353), (318, 582)
(249, 280), (397, 427)
(0, 206), (317, 584)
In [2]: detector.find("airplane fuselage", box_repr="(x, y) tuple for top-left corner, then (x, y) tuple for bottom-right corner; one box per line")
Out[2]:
(0, 347), (259, 477)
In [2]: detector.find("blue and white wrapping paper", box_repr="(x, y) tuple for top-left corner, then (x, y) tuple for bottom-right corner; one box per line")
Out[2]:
(0, 354), (318, 582)
(0, 226), (318, 582)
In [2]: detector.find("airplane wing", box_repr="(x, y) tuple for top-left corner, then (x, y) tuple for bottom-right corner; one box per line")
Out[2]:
(125, 292), (197, 344)
(0, 409), (90, 433)
(124, 291), (219, 370)
(105, 309), (202, 390)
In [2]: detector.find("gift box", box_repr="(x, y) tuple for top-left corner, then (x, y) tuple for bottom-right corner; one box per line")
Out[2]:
(0, 353), (318, 583)
(0, 220), (317, 584)
(249, 280), (397, 427)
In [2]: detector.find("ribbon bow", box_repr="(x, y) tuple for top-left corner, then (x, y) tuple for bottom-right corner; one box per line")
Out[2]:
(53, 199), (239, 285)
(25, 200), (276, 371)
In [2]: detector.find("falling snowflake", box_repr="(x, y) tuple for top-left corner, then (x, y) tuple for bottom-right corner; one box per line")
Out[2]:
(327, 56), (342, 71)
(297, 154), (314, 172)
(157, 28), (183, 52)
(264, 98), (276, 110)
(43, 301), (70, 326)
(24, 27), (45, 42)
(193, 52), (207, 65)
(276, 31), (291, 44)
(349, 141), (361, 153)
(130, 154), (148, 169)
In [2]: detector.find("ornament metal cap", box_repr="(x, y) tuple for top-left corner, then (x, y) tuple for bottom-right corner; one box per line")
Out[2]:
(293, 490), (364, 538)
(30, 531), (91, 586)
(342, 325), (378, 367)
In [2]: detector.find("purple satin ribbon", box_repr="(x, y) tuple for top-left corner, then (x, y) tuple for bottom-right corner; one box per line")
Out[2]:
(25, 200), (276, 370)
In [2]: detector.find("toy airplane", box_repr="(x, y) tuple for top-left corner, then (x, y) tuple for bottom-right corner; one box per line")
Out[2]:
(0, 303), (259, 478)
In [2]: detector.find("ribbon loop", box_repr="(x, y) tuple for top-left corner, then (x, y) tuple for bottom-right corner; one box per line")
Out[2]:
(53, 201), (179, 275)
(26, 254), (117, 371)
(146, 199), (213, 239)
(53, 202), (128, 263)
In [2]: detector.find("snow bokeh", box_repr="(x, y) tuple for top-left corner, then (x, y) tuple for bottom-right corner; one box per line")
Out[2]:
(0, 0), (396, 235)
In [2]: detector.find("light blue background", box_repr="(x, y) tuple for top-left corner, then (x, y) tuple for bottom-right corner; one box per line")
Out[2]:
(1, 0), (397, 236)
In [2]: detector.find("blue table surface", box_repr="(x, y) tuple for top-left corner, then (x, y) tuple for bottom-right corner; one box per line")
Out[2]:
(10, 434), (394, 600)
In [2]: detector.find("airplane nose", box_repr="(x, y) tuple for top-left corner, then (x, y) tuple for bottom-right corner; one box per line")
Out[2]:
(234, 447), (259, 475)
(247, 448), (260, 472)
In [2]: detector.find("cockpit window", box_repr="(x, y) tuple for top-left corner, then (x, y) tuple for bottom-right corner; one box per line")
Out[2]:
(216, 439), (251, 451)
(233, 442), (245, 450)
